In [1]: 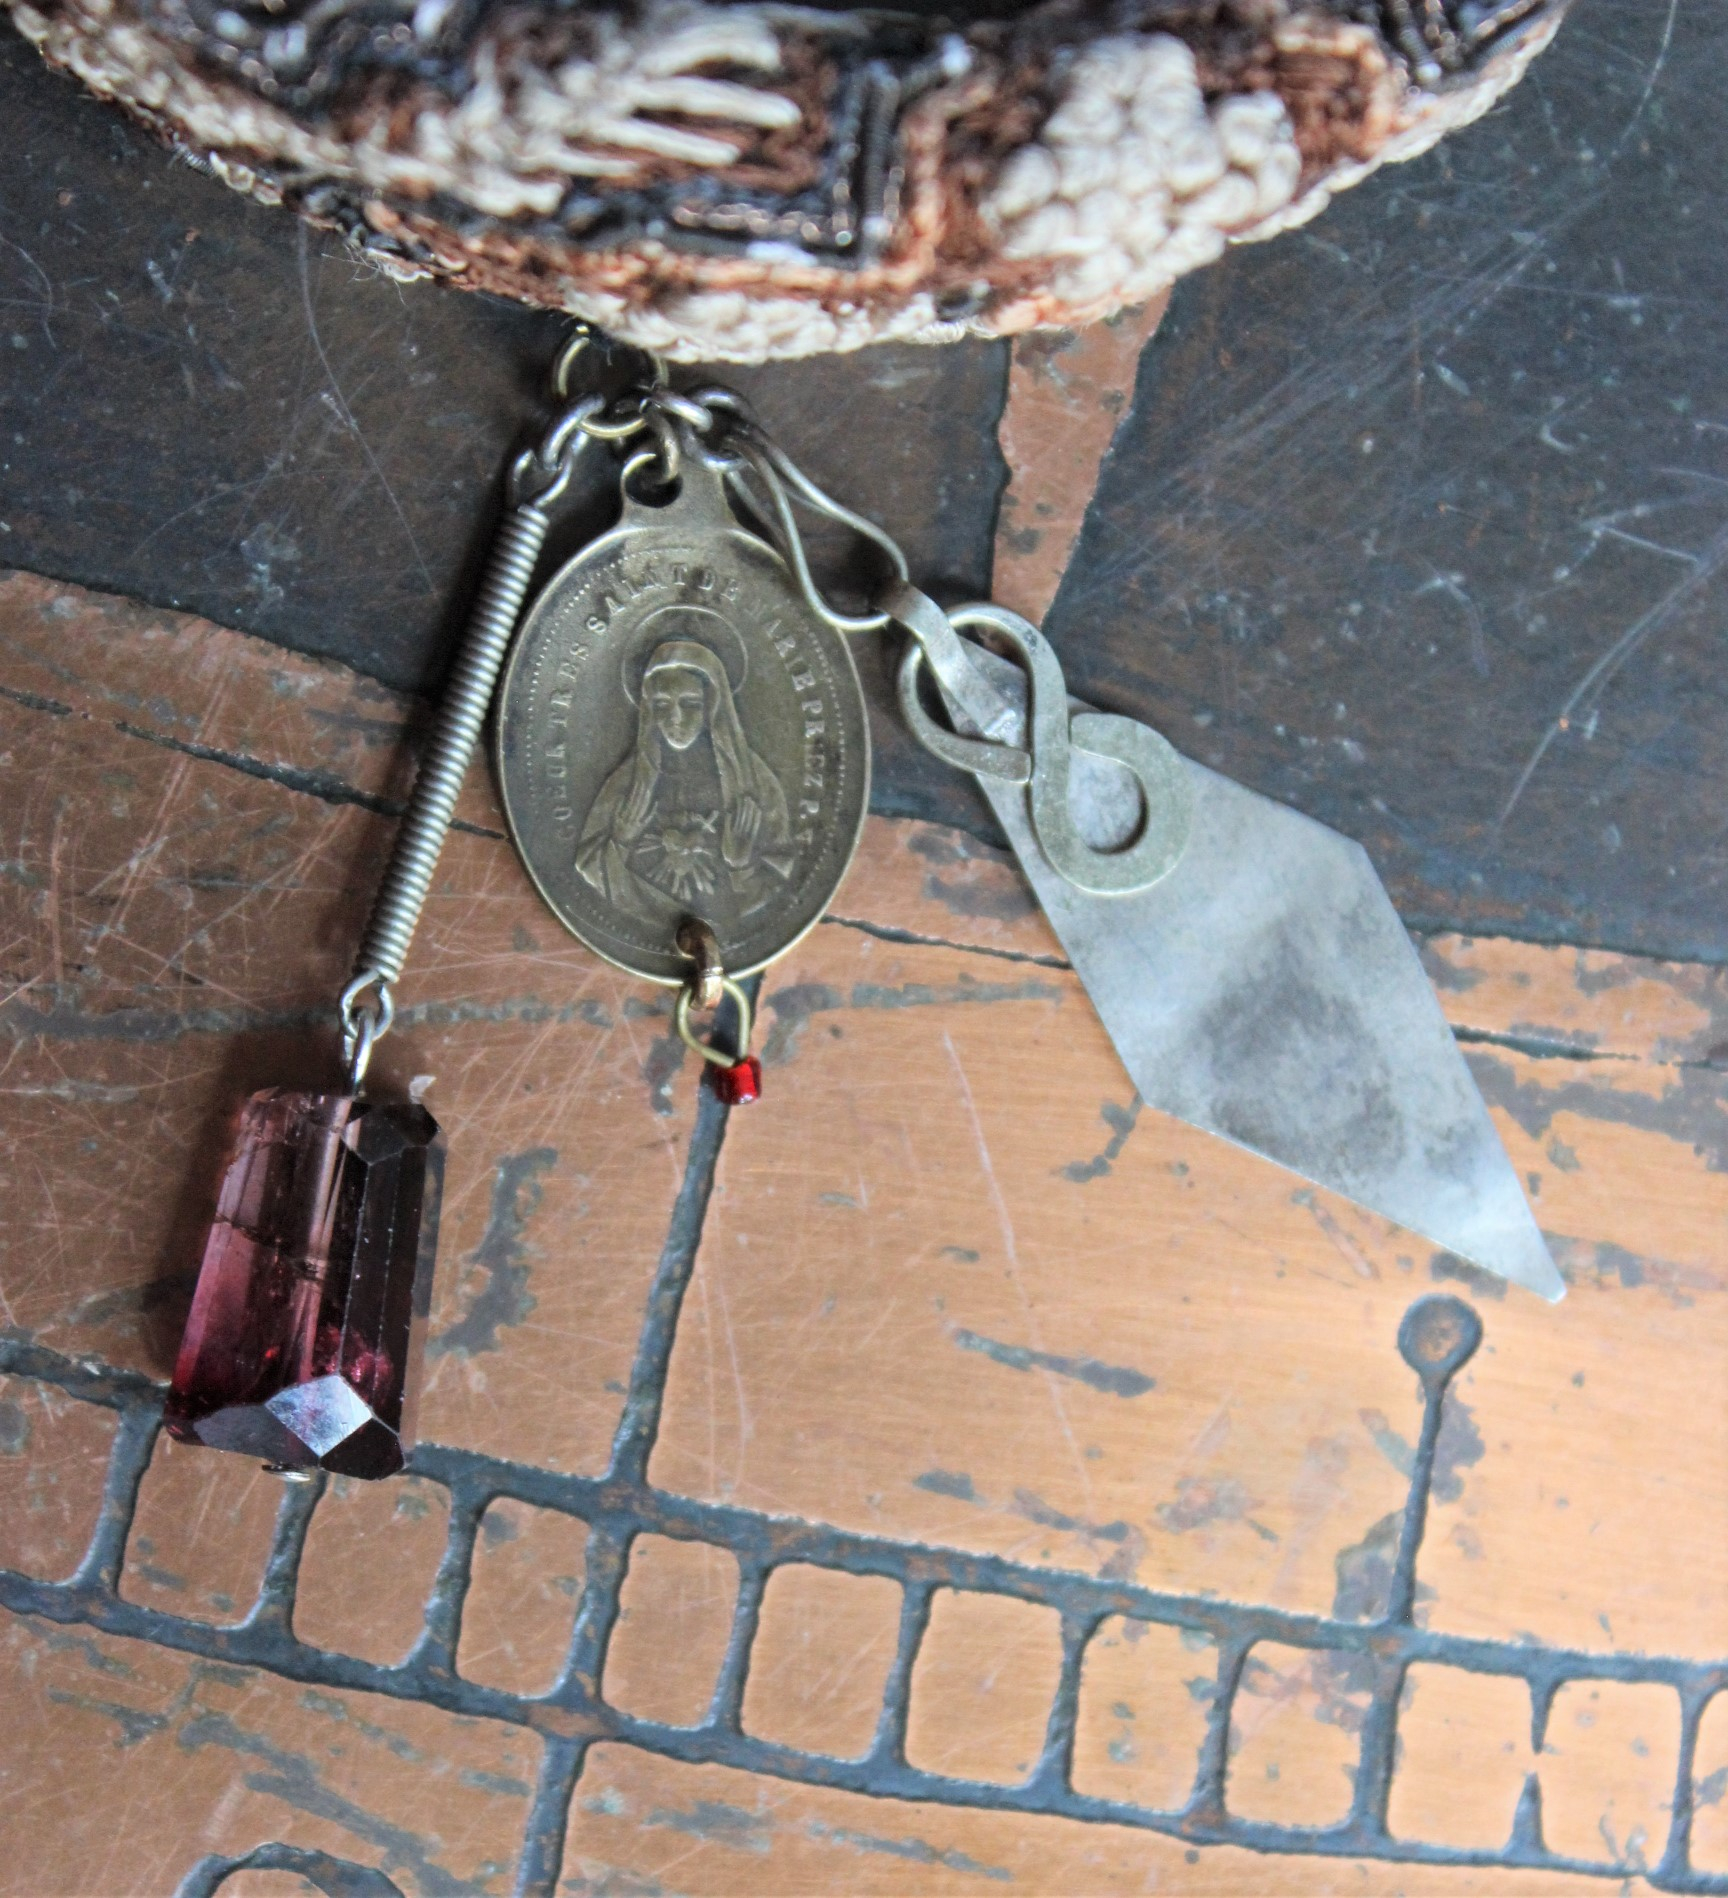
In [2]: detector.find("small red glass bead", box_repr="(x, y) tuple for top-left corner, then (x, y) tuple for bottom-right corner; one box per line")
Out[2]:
(711, 1055), (762, 1106)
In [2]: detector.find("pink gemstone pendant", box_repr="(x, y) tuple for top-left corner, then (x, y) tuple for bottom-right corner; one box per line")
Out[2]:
(166, 1090), (444, 1479)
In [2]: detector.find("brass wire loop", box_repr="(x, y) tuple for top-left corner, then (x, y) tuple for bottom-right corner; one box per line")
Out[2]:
(674, 976), (754, 1070)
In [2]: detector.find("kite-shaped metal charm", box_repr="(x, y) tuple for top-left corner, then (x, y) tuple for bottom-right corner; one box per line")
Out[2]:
(887, 585), (1563, 1302)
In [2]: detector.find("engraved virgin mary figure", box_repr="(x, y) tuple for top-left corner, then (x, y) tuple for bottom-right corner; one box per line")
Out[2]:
(575, 614), (796, 923)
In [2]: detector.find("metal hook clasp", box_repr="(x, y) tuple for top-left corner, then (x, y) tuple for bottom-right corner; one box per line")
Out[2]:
(721, 428), (909, 635)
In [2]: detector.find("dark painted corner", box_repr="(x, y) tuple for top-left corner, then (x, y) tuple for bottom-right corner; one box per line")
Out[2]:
(1042, 1), (1728, 964)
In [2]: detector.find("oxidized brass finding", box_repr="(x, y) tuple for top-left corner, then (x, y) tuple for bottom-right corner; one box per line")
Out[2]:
(495, 463), (869, 983)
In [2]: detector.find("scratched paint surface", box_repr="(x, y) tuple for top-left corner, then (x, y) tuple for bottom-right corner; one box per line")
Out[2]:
(0, 20), (1008, 865)
(2, 569), (1726, 1894)
(0, 572), (700, 1482)
(991, 298), (1169, 627)
(7, 13), (1728, 1870)
(0, 1617), (538, 1891)
(1042, 0), (1728, 961)
(661, 837), (1728, 1662)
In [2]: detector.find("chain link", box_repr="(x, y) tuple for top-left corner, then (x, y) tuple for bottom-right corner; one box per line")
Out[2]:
(571, 378), (914, 635)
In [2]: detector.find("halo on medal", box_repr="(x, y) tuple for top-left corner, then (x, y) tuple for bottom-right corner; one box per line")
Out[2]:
(620, 604), (747, 703)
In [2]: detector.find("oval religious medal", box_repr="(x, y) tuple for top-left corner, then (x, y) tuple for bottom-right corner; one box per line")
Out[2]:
(495, 461), (870, 984)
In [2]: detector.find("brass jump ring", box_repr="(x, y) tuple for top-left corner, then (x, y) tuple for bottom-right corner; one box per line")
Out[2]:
(676, 917), (725, 1011)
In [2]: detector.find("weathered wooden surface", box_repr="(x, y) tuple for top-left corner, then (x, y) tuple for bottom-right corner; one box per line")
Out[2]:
(1, 555), (1725, 1893)
(6, 1), (1728, 958)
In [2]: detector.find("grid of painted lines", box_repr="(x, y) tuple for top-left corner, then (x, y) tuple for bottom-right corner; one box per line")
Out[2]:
(3, 1293), (1726, 1894)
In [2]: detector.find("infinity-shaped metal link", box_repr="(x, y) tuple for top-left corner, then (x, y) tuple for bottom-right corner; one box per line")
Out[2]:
(596, 395), (1191, 899)
(885, 582), (1194, 897)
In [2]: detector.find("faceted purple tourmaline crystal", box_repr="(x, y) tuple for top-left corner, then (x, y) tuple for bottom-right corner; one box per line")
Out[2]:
(166, 1090), (444, 1479)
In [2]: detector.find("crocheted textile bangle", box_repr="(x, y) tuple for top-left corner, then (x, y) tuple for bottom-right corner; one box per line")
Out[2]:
(5, 0), (1568, 361)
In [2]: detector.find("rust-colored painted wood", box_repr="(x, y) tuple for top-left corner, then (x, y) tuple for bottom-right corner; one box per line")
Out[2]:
(993, 300), (1169, 628)
(1, 552), (1724, 1891)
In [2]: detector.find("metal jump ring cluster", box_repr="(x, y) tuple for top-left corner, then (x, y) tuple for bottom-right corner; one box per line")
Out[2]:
(551, 334), (915, 638)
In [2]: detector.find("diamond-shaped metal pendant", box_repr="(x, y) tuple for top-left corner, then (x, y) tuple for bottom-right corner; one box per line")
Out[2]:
(940, 644), (1563, 1301)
